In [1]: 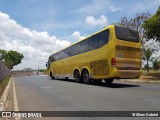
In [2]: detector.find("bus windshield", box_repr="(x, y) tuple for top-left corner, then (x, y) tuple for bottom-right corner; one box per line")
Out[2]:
(115, 26), (139, 43)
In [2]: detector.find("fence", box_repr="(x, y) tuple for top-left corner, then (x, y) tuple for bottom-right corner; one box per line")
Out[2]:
(0, 61), (10, 82)
(12, 70), (34, 76)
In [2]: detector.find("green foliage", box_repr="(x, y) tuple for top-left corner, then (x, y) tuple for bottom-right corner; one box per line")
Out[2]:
(0, 50), (7, 61)
(5, 60), (14, 69)
(156, 6), (160, 15)
(0, 76), (11, 93)
(142, 48), (153, 61)
(0, 50), (24, 69)
(142, 48), (153, 72)
(39, 69), (47, 72)
(152, 59), (160, 71)
(143, 6), (160, 42)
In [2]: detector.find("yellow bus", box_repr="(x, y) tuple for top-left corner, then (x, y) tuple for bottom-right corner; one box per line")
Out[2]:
(46, 25), (141, 84)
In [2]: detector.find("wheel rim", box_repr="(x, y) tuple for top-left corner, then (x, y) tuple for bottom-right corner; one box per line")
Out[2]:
(83, 71), (91, 84)
(84, 74), (89, 81)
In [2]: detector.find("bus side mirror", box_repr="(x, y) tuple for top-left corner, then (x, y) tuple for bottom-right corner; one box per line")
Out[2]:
(46, 62), (50, 70)
(46, 62), (48, 67)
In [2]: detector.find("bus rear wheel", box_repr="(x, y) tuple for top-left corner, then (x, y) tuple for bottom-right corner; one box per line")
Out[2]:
(74, 70), (81, 83)
(82, 70), (92, 84)
(104, 79), (114, 84)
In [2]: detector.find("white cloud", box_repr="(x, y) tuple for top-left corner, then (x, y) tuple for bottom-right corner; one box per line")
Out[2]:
(86, 15), (108, 27)
(0, 12), (70, 70)
(73, 0), (111, 15)
(110, 6), (121, 12)
(72, 31), (85, 41)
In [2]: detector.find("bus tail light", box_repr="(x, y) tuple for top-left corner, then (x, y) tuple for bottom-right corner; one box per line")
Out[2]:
(111, 58), (116, 67)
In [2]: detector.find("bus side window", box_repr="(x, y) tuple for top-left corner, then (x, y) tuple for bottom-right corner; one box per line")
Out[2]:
(51, 55), (56, 62)
(79, 40), (88, 54)
(58, 51), (64, 60)
(54, 53), (59, 60)
(70, 46), (74, 56)
(97, 29), (109, 48)
(70, 44), (79, 56)
(64, 48), (71, 58)
(88, 35), (98, 51)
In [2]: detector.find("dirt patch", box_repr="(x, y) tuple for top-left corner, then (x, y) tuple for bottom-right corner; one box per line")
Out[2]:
(139, 75), (160, 81)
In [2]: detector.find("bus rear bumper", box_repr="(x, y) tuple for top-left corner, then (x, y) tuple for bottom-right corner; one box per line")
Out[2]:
(116, 70), (141, 79)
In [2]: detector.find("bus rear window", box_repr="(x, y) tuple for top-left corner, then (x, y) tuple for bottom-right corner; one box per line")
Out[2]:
(115, 26), (139, 43)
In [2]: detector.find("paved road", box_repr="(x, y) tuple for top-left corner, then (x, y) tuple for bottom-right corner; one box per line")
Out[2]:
(11, 75), (160, 119)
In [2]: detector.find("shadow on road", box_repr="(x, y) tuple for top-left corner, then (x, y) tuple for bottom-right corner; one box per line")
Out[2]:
(103, 83), (140, 88)
(50, 78), (140, 88)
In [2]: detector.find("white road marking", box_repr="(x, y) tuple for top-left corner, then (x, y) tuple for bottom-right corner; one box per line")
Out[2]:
(40, 75), (47, 76)
(41, 86), (51, 89)
(13, 78), (20, 120)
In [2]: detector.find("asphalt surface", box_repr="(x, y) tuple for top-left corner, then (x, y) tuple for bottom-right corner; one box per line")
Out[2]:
(11, 75), (160, 120)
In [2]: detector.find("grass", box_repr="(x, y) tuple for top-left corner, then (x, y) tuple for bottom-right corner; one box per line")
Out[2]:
(147, 78), (160, 81)
(140, 70), (160, 81)
(139, 76), (160, 82)
(0, 76), (11, 96)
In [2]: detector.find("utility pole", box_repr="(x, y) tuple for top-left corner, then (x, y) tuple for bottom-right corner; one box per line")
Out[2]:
(37, 64), (39, 75)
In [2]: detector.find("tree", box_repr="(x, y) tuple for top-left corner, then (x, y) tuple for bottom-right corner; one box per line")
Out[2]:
(152, 59), (160, 72)
(0, 50), (7, 61)
(142, 48), (153, 72)
(0, 50), (24, 69)
(143, 6), (160, 42)
(5, 59), (14, 70)
(119, 12), (151, 45)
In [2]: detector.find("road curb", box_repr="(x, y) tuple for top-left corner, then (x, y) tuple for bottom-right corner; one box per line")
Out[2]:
(0, 77), (12, 111)
(121, 79), (160, 83)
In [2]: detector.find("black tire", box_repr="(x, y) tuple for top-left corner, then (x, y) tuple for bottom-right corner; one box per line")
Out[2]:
(50, 72), (55, 80)
(93, 79), (102, 84)
(104, 79), (114, 84)
(65, 77), (68, 80)
(74, 70), (81, 83)
(82, 70), (92, 84)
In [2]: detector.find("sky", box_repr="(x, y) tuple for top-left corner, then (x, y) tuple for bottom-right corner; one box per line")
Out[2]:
(0, 0), (159, 70)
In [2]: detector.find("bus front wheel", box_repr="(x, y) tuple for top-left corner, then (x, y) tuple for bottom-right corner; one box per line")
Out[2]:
(82, 70), (92, 84)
